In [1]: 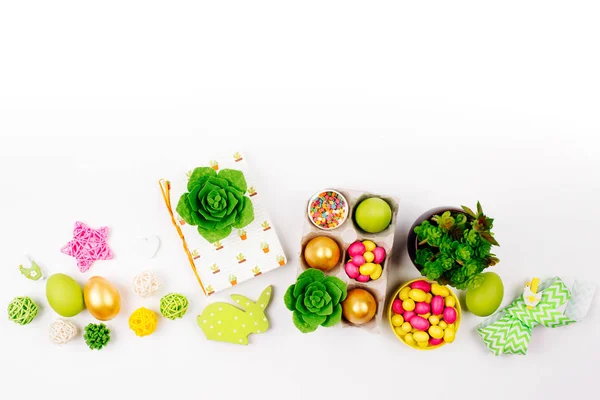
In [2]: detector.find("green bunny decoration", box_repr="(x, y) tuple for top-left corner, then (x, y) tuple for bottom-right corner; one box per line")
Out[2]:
(197, 286), (272, 345)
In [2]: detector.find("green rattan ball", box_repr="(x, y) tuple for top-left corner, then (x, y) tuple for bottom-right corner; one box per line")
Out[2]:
(160, 293), (189, 320)
(8, 296), (38, 325)
(84, 323), (111, 350)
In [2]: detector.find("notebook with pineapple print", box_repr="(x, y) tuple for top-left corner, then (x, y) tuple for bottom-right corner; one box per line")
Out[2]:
(159, 152), (287, 295)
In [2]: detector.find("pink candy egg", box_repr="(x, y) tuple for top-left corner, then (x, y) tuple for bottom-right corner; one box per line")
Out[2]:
(403, 310), (416, 322)
(345, 261), (360, 279)
(410, 280), (432, 293)
(372, 247), (386, 264)
(347, 241), (366, 257)
(431, 295), (444, 315)
(356, 274), (370, 282)
(414, 302), (430, 315)
(443, 306), (457, 324)
(429, 338), (444, 346)
(392, 299), (404, 314)
(352, 254), (366, 266)
(410, 316), (430, 331)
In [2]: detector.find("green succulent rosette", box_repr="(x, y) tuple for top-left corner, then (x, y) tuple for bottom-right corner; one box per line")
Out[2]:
(284, 269), (347, 333)
(176, 167), (254, 243)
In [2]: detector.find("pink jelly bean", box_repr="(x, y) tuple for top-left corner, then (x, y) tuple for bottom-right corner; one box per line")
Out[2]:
(372, 247), (386, 264)
(443, 306), (457, 324)
(392, 299), (404, 314)
(352, 254), (366, 266)
(410, 280), (432, 293)
(347, 241), (366, 257)
(403, 310), (416, 322)
(409, 315), (430, 331)
(356, 274), (370, 282)
(345, 261), (360, 279)
(429, 338), (444, 346)
(414, 302), (430, 315)
(431, 295), (444, 315)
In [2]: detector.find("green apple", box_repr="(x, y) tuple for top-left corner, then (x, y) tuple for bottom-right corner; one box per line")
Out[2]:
(354, 197), (392, 233)
(465, 272), (504, 317)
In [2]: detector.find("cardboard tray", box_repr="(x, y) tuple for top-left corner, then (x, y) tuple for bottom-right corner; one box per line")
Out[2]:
(299, 189), (400, 334)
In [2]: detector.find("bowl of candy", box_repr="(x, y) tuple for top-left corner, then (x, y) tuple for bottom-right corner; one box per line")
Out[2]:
(307, 189), (349, 230)
(388, 278), (461, 350)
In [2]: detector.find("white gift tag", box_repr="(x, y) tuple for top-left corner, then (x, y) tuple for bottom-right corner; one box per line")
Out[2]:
(130, 235), (161, 259)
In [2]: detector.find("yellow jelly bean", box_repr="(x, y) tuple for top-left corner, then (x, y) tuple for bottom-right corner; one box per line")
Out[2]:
(431, 284), (450, 297)
(445, 296), (456, 308)
(401, 322), (412, 333)
(444, 327), (455, 343)
(370, 264), (383, 280)
(418, 341), (429, 348)
(425, 293), (433, 303)
(395, 326), (407, 336)
(448, 323), (455, 330)
(413, 331), (429, 343)
(359, 262), (377, 276)
(404, 333), (415, 345)
(363, 251), (375, 263)
(409, 289), (427, 302)
(402, 299), (415, 312)
(411, 328), (417, 333)
(429, 325), (444, 339)
(438, 321), (448, 329)
(362, 240), (376, 252)
(391, 314), (404, 327)
(429, 315), (440, 325)
(420, 312), (431, 319)
(399, 286), (411, 301)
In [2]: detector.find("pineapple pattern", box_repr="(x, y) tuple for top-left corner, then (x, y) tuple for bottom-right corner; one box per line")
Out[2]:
(168, 152), (287, 295)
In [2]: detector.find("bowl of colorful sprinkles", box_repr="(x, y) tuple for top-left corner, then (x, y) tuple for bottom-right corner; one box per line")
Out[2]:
(307, 189), (349, 230)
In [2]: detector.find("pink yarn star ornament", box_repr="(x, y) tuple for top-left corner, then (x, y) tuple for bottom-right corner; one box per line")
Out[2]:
(61, 221), (114, 272)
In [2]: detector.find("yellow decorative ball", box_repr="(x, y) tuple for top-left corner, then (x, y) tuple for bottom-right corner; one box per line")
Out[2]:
(128, 307), (158, 337)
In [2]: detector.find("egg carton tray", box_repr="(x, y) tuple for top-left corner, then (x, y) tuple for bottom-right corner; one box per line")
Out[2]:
(299, 188), (400, 334)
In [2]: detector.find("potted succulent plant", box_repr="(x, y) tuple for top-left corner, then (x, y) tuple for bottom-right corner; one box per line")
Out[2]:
(261, 241), (270, 253)
(276, 255), (286, 266)
(407, 202), (500, 290)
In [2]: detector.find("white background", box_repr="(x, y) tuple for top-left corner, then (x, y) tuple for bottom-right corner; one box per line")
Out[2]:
(1, 1), (599, 400)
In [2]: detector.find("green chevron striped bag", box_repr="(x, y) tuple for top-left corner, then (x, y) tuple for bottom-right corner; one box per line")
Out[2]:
(477, 277), (595, 356)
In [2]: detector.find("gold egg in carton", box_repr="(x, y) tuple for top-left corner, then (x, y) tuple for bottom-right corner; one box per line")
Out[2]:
(300, 189), (400, 334)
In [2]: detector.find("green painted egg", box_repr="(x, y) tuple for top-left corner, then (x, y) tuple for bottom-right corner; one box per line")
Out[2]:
(465, 272), (504, 317)
(46, 273), (85, 317)
(354, 197), (392, 233)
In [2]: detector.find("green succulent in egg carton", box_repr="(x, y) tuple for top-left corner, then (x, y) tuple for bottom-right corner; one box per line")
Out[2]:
(414, 201), (500, 290)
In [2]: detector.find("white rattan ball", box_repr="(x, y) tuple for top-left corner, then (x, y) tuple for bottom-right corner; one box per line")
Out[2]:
(49, 319), (78, 345)
(132, 271), (160, 297)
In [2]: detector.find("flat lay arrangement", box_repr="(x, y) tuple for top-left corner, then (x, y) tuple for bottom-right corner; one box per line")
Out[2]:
(6, 152), (596, 354)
